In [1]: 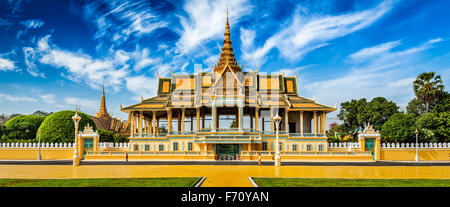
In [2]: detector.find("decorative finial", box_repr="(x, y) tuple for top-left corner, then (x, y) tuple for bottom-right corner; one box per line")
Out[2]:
(120, 104), (123, 110)
(255, 65), (260, 73)
(295, 71), (299, 78)
(156, 71), (161, 79)
(226, 3), (229, 22)
(170, 66), (174, 76)
(141, 96), (144, 103)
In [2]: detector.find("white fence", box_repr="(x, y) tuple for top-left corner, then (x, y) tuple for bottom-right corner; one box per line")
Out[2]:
(0, 142), (75, 148)
(98, 142), (129, 148)
(328, 142), (360, 148)
(381, 143), (450, 148)
(0, 142), (130, 149)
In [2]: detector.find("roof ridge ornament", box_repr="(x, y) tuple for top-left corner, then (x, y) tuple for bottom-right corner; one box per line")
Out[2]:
(213, 5), (241, 74)
(170, 66), (175, 76)
(157, 71), (161, 79)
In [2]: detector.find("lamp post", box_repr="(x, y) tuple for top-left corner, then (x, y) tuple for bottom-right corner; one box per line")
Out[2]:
(37, 129), (42, 160)
(72, 108), (81, 166)
(415, 128), (419, 162)
(274, 114), (282, 166)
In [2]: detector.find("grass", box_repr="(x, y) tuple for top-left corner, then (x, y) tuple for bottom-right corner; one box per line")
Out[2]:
(252, 178), (450, 187)
(0, 177), (201, 187)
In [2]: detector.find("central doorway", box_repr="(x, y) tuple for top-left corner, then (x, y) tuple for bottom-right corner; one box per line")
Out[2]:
(215, 144), (240, 160)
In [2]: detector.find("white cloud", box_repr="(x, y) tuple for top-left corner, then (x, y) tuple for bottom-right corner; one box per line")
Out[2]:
(20, 19), (45, 29)
(0, 93), (37, 102)
(274, 65), (316, 77)
(349, 40), (402, 60)
(0, 57), (16, 71)
(38, 94), (56, 104)
(303, 38), (444, 116)
(64, 97), (98, 110)
(242, 0), (394, 66)
(176, 0), (252, 54)
(83, 0), (168, 46)
(125, 75), (158, 98)
(23, 47), (45, 78)
(348, 37), (443, 65)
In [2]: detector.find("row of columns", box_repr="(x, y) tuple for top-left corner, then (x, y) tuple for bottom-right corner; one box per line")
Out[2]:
(129, 109), (327, 136)
(129, 111), (159, 136)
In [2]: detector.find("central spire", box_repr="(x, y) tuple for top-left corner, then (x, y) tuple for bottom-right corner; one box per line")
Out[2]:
(213, 5), (241, 73)
(96, 83), (109, 118)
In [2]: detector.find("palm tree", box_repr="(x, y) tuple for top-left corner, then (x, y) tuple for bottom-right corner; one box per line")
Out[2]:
(413, 72), (444, 113)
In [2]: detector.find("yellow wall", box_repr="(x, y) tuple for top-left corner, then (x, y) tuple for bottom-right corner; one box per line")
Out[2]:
(381, 149), (450, 161)
(0, 149), (73, 160)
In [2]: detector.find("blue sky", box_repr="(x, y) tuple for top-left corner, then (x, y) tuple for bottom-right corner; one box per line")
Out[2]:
(0, 0), (449, 122)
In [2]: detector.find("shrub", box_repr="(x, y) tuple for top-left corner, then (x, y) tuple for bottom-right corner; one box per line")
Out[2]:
(98, 129), (114, 142)
(1, 115), (46, 142)
(380, 113), (417, 143)
(113, 133), (128, 143)
(37, 110), (96, 143)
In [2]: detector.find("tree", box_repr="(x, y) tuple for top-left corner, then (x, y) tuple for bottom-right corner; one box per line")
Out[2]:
(435, 112), (450, 142)
(432, 91), (450, 113)
(413, 72), (444, 113)
(406, 98), (427, 117)
(98, 129), (115, 142)
(337, 97), (398, 137)
(407, 91), (449, 116)
(37, 110), (96, 143)
(337, 98), (367, 134)
(0, 114), (9, 124)
(380, 113), (417, 143)
(365, 97), (399, 131)
(32, 110), (52, 116)
(417, 112), (440, 142)
(113, 133), (128, 143)
(1, 115), (46, 142)
(9, 113), (22, 119)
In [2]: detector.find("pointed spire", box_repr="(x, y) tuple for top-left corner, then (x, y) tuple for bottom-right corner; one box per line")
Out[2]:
(96, 83), (109, 118)
(213, 5), (241, 73)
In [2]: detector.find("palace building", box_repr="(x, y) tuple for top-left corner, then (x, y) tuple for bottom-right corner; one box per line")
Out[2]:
(119, 11), (337, 160)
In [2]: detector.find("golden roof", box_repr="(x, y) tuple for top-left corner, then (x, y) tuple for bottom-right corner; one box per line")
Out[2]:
(213, 7), (242, 74)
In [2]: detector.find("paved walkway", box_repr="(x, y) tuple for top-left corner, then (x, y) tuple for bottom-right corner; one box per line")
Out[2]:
(0, 164), (449, 187)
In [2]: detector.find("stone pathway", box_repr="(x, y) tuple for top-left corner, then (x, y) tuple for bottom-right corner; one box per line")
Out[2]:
(0, 164), (449, 187)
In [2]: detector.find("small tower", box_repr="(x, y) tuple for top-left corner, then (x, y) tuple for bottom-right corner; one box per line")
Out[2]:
(213, 5), (242, 74)
(96, 83), (110, 119)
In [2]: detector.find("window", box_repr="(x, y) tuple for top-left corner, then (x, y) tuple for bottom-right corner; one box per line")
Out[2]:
(188, 142), (193, 151)
(262, 142), (268, 151)
(292, 144), (297, 151)
(133, 144), (139, 151)
(279, 143), (282, 151)
(159, 144), (164, 151)
(173, 142), (178, 151)
(318, 144), (323, 151)
(306, 144), (312, 151)
(145, 145), (150, 151)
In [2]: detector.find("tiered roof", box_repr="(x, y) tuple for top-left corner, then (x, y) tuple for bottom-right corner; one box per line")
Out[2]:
(121, 8), (335, 113)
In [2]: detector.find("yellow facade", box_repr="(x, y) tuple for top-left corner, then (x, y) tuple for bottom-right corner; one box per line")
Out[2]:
(0, 149), (73, 160)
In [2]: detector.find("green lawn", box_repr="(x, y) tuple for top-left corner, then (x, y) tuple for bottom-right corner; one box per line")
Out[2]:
(252, 178), (450, 187)
(0, 177), (201, 187)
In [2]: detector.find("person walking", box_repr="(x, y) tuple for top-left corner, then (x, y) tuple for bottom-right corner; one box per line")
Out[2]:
(125, 152), (128, 162)
(258, 153), (262, 166)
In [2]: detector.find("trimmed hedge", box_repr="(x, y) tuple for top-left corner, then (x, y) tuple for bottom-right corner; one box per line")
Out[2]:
(1, 115), (46, 141)
(98, 129), (114, 142)
(37, 110), (96, 143)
